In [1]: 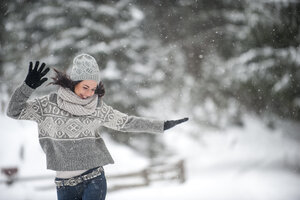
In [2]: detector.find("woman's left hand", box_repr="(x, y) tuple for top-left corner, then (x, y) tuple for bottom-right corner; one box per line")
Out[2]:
(164, 117), (189, 131)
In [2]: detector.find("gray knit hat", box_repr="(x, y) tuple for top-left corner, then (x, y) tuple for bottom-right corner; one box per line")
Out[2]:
(70, 53), (100, 82)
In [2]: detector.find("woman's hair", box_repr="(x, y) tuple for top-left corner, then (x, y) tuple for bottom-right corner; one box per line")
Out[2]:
(49, 68), (105, 98)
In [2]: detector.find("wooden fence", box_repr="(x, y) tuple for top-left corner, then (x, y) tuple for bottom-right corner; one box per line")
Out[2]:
(0, 159), (185, 192)
(108, 159), (185, 192)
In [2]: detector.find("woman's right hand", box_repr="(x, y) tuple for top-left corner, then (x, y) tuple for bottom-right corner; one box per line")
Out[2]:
(24, 61), (50, 89)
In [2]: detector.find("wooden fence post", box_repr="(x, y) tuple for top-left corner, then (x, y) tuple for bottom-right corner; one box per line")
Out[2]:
(1, 167), (18, 185)
(177, 160), (185, 183)
(142, 169), (150, 186)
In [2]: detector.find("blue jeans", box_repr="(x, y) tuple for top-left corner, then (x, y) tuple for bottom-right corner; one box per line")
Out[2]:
(55, 168), (107, 200)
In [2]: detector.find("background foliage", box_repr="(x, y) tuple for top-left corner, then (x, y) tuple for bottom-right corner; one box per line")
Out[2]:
(1, 0), (299, 157)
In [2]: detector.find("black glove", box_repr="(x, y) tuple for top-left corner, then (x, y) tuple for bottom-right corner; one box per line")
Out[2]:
(24, 61), (50, 89)
(164, 117), (189, 131)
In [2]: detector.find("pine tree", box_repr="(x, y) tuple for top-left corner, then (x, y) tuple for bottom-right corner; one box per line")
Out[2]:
(136, 0), (246, 128)
(138, 0), (300, 126)
(220, 1), (300, 121)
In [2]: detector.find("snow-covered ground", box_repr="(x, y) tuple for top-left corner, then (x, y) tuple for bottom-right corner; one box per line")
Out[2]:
(1, 114), (300, 200)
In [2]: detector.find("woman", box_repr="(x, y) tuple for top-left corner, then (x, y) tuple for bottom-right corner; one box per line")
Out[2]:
(6, 53), (188, 200)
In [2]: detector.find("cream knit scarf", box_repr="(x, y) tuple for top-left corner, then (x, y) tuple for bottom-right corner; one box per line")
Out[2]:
(57, 87), (98, 116)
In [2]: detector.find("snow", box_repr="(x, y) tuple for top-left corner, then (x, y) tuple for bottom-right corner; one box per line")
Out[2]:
(108, 170), (300, 200)
(25, 6), (63, 24)
(273, 73), (290, 92)
(81, 19), (113, 36)
(102, 60), (121, 80)
(1, 114), (300, 200)
(60, 27), (89, 39)
(117, 6), (144, 33)
(49, 38), (74, 51)
(89, 42), (111, 54)
(42, 18), (66, 30)
(96, 5), (118, 16)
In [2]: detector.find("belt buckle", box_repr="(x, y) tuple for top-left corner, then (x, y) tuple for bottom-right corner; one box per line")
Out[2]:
(68, 178), (77, 186)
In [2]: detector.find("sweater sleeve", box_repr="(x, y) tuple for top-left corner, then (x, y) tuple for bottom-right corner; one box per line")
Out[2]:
(100, 101), (164, 134)
(6, 82), (42, 122)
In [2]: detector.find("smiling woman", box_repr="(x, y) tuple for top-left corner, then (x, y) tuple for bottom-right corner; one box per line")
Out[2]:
(75, 80), (98, 99)
(6, 53), (188, 200)
(50, 54), (105, 100)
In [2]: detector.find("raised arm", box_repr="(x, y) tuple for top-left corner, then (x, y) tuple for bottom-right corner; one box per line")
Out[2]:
(6, 61), (50, 119)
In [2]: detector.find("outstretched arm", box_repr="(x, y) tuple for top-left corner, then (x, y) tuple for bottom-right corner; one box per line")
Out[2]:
(100, 101), (188, 134)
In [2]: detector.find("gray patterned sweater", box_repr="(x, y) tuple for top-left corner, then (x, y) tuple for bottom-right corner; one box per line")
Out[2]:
(6, 83), (164, 171)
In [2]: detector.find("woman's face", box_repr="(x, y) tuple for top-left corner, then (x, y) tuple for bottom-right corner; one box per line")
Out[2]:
(74, 80), (98, 99)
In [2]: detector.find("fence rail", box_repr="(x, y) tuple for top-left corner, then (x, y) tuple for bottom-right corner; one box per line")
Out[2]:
(0, 160), (185, 192)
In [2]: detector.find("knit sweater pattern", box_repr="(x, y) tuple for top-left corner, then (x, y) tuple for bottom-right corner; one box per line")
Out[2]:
(7, 83), (164, 171)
